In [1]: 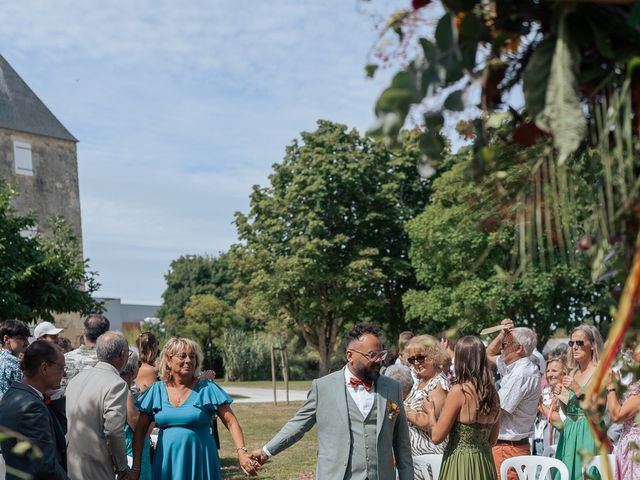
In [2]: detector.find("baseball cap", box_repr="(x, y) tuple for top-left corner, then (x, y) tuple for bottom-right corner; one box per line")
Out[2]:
(34, 321), (64, 339)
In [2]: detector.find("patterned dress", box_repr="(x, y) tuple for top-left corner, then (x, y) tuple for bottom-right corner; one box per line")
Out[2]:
(405, 372), (449, 479)
(616, 381), (640, 480)
(0, 348), (22, 399)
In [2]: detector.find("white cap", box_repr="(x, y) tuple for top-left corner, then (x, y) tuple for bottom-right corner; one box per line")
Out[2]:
(34, 321), (63, 339)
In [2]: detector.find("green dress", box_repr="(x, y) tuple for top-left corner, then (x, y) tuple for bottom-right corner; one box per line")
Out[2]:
(439, 421), (497, 480)
(554, 390), (599, 480)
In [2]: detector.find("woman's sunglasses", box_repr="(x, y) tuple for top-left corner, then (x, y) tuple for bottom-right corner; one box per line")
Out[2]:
(568, 340), (586, 347)
(406, 354), (427, 364)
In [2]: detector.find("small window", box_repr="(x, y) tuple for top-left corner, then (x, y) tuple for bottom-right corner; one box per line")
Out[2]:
(13, 140), (33, 176)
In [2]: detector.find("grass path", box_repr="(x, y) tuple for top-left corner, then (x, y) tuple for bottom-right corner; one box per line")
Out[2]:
(219, 401), (317, 480)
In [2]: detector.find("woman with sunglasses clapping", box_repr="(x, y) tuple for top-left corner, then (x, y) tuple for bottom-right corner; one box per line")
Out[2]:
(553, 325), (604, 480)
(402, 335), (451, 480)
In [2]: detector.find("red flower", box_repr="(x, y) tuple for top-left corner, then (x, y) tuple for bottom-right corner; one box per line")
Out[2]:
(412, 0), (431, 10)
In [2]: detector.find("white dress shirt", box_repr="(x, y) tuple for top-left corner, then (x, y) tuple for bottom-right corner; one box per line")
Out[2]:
(497, 356), (541, 441)
(344, 367), (375, 418)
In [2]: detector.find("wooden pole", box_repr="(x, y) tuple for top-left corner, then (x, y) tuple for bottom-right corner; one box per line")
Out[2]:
(281, 348), (290, 405)
(270, 345), (277, 406)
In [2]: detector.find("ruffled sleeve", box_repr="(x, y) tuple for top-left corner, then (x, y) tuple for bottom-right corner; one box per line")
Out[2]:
(135, 381), (164, 419)
(192, 380), (233, 415)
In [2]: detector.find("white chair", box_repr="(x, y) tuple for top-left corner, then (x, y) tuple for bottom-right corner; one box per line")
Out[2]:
(583, 454), (617, 479)
(0, 452), (5, 480)
(413, 454), (443, 480)
(501, 455), (569, 480)
(542, 445), (557, 457)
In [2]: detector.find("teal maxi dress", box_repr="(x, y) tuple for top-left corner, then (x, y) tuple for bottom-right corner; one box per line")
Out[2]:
(554, 390), (599, 480)
(136, 379), (233, 480)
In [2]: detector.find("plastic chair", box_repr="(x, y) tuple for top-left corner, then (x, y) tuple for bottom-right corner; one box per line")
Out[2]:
(583, 454), (617, 479)
(542, 445), (557, 457)
(501, 455), (569, 480)
(0, 452), (5, 480)
(413, 454), (443, 480)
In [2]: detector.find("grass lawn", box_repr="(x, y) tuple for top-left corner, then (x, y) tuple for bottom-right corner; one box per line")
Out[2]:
(216, 379), (312, 391)
(218, 401), (317, 480)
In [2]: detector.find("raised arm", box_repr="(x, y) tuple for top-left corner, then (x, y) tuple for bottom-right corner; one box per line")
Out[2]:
(486, 319), (514, 367)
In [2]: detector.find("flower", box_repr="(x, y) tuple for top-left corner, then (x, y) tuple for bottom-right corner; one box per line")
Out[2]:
(412, 0), (431, 10)
(388, 401), (400, 420)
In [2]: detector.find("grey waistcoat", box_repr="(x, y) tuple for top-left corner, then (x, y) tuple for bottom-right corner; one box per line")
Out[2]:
(345, 391), (378, 480)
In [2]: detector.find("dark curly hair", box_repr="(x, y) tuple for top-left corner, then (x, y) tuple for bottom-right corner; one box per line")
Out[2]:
(0, 320), (30, 344)
(344, 324), (381, 349)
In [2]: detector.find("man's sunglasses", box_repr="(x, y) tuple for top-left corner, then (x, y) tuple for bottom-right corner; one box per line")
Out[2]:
(568, 340), (586, 347)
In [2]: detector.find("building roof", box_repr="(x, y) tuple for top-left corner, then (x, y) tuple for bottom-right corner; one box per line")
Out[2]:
(0, 55), (77, 142)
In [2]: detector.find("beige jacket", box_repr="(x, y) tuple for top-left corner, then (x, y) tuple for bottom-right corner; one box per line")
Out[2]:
(65, 361), (128, 480)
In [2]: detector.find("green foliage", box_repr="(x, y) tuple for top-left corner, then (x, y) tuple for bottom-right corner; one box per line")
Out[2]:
(218, 329), (273, 381)
(0, 181), (101, 320)
(233, 120), (433, 374)
(158, 252), (235, 322)
(404, 140), (612, 345)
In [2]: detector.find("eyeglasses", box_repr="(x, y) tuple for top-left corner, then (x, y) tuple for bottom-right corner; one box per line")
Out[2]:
(172, 353), (197, 361)
(568, 340), (586, 347)
(501, 341), (520, 349)
(406, 354), (428, 364)
(349, 349), (388, 362)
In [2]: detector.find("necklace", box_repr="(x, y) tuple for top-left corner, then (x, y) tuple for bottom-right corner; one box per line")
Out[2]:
(166, 379), (196, 407)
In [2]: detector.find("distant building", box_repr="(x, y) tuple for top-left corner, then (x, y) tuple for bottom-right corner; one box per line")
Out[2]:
(0, 54), (84, 341)
(94, 297), (161, 335)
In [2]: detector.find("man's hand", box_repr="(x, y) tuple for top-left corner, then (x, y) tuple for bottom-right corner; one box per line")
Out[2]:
(250, 448), (269, 466)
(199, 370), (216, 380)
(238, 450), (259, 476)
(500, 318), (514, 334)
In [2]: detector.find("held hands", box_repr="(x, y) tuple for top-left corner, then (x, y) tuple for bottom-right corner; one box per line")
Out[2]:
(250, 448), (269, 466)
(238, 449), (259, 477)
(561, 375), (581, 395)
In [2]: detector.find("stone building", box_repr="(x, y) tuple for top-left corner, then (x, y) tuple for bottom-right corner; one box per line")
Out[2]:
(0, 54), (84, 341)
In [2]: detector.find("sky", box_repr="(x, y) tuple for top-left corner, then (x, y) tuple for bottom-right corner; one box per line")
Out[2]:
(0, 0), (416, 305)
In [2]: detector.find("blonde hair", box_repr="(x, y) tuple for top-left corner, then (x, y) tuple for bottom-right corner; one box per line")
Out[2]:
(546, 355), (568, 375)
(157, 337), (204, 382)
(405, 334), (449, 371)
(567, 325), (603, 372)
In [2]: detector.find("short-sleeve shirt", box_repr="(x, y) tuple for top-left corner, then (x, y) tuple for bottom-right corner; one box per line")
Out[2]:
(63, 346), (99, 389)
(497, 356), (541, 441)
(0, 349), (22, 399)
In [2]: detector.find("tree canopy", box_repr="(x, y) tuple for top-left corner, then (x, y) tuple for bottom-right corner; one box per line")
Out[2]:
(233, 120), (433, 374)
(0, 181), (101, 320)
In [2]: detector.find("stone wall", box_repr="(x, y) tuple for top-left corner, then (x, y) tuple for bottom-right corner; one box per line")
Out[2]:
(0, 127), (83, 247)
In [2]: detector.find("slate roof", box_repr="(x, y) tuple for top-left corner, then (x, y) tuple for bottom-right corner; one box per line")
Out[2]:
(0, 55), (77, 142)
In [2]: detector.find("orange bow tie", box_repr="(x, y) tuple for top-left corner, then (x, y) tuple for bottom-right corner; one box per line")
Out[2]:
(349, 377), (373, 391)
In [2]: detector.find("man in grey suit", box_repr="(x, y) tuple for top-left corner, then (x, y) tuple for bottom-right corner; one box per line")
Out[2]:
(252, 324), (413, 480)
(0, 340), (69, 480)
(65, 331), (130, 480)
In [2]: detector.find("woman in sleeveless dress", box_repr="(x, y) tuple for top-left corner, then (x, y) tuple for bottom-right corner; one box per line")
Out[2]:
(403, 335), (450, 479)
(553, 325), (603, 480)
(423, 335), (501, 480)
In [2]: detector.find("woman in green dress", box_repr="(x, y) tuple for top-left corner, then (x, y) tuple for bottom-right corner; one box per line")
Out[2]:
(553, 325), (603, 480)
(423, 336), (501, 480)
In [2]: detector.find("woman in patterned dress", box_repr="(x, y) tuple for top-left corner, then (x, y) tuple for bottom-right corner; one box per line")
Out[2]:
(402, 335), (451, 479)
(607, 346), (640, 480)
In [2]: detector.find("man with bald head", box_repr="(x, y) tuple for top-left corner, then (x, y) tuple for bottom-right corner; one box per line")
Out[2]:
(66, 331), (130, 480)
(252, 324), (413, 479)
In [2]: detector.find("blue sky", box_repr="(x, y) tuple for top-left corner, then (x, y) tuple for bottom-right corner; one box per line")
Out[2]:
(0, 0), (416, 305)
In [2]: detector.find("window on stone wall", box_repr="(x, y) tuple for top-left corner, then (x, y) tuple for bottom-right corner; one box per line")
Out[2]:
(13, 140), (33, 176)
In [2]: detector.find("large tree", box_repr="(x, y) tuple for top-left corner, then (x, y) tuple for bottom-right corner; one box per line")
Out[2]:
(233, 120), (433, 375)
(403, 137), (612, 347)
(158, 252), (235, 327)
(0, 181), (101, 320)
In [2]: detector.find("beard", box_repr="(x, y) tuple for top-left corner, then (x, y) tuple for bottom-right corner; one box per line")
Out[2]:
(355, 363), (381, 383)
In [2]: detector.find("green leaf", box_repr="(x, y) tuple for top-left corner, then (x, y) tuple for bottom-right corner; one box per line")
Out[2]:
(375, 87), (414, 116)
(419, 132), (445, 159)
(365, 64), (378, 78)
(627, 1), (640, 28)
(435, 13), (455, 52)
(420, 39), (438, 64)
(444, 90), (465, 111)
(587, 21), (615, 60)
(486, 111), (511, 129)
(11, 441), (32, 456)
(535, 10), (587, 164)
(523, 38), (555, 119)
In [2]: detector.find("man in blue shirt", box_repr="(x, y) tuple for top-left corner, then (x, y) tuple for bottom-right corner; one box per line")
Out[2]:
(0, 320), (30, 399)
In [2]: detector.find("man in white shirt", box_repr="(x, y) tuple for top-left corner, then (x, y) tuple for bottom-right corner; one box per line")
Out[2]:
(251, 324), (413, 480)
(487, 319), (541, 480)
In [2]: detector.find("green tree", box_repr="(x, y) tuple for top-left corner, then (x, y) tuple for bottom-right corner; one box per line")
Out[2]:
(158, 252), (235, 327)
(234, 120), (433, 375)
(0, 182), (101, 320)
(403, 140), (612, 346)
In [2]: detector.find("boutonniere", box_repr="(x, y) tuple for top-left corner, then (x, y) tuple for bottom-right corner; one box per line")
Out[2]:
(388, 401), (400, 420)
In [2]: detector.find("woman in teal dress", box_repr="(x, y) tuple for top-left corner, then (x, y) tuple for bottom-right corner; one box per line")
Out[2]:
(423, 336), (501, 480)
(130, 337), (257, 480)
(554, 325), (603, 480)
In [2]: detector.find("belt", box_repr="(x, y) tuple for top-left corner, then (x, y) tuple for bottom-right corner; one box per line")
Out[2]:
(496, 438), (530, 446)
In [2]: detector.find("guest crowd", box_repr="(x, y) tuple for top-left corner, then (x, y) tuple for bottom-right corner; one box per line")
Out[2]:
(0, 314), (638, 480)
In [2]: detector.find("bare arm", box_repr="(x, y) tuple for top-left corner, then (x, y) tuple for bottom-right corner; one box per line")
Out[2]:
(406, 384), (447, 430)
(489, 416), (500, 446)
(126, 391), (139, 429)
(218, 404), (257, 476)
(131, 412), (152, 480)
(607, 390), (640, 423)
(486, 319), (513, 367)
(424, 385), (464, 444)
(135, 365), (158, 392)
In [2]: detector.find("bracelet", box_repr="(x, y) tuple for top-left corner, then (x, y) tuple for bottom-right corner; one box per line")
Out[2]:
(130, 467), (141, 472)
(606, 388), (616, 393)
(237, 446), (248, 453)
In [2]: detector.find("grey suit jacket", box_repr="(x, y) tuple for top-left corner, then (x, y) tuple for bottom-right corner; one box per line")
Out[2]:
(266, 368), (413, 480)
(65, 361), (128, 480)
(0, 382), (69, 480)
